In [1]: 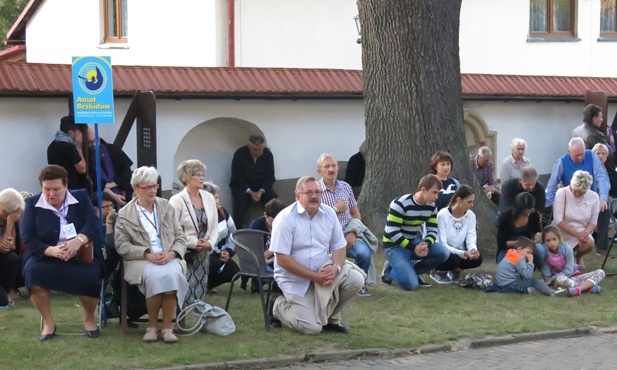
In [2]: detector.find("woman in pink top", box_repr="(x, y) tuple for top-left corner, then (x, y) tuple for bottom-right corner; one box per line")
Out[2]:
(552, 170), (599, 267)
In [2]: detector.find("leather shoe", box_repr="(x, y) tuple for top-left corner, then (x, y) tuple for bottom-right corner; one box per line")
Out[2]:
(85, 328), (100, 338)
(39, 327), (56, 341)
(266, 294), (282, 328)
(322, 323), (349, 334)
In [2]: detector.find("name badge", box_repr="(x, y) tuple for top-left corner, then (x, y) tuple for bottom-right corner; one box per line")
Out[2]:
(63, 223), (77, 239)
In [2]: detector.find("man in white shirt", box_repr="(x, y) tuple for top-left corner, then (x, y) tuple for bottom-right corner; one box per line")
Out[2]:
(268, 176), (364, 334)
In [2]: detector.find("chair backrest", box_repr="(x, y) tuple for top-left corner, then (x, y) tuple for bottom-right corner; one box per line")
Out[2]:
(230, 230), (271, 277)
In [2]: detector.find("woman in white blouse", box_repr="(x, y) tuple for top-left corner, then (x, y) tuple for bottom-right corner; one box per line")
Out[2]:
(430, 185), (483, 284)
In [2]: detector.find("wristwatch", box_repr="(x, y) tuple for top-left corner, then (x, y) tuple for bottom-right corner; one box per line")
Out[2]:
(333, 263), (342, 274)
(76, 236), (86, 246)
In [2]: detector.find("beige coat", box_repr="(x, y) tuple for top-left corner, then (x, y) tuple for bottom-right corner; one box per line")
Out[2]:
(115, 197), (188, 285)
(168, 188), (219, 251)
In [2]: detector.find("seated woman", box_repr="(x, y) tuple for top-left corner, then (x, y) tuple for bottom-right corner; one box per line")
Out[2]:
(430, 185), (482, 284)
(115, 166), (188, 343)
(0, 188), (25, 307)
(202, 182), (240, 294)
(430, 151), (460, 211)
(552, 170), (599, 268)
(20, 165), (103, 340)
(496, 192), (542, 263)
(169, 160), (218, 305)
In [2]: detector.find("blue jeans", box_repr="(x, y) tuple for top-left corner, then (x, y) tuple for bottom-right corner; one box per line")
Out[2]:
(346, 239), (372, 274)
(384, 239), (449, 291)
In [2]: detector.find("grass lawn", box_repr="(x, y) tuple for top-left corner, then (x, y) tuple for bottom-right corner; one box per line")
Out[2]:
(2, 252), (617, 369)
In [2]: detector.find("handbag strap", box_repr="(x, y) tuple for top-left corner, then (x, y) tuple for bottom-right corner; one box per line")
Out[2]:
(181, 196), (200, 233)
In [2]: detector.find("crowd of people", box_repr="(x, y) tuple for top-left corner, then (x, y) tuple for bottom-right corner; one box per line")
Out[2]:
(1, 105), (613, 342)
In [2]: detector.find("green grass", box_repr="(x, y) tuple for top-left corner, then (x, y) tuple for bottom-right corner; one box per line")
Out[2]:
(3, 252), (617, 369)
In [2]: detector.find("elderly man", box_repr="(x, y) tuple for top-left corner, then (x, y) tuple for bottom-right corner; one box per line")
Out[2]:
(229, 135), (278, 228)
(499, 166), (545, 214)
(267, 176), (364, 334)
(546, 137), (609, 209)
(470, 146), (500, 205)
(316, 153), (374, 297)
(500, 138), (531, 182)
(47, 115), (89, 190)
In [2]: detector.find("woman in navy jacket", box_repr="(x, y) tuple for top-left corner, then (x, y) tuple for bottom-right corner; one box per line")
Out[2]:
(21, 165), (103, 341)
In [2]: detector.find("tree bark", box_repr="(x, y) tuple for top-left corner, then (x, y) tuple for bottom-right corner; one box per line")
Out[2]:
(357, 0), (496, 256)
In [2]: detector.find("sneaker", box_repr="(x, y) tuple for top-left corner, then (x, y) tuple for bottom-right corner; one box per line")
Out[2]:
(527, 287), (537, 294)
(380, 262), (393, 285)
(418, 276), (432, 288)
(550, 289), (567, 297)
(587, 285), (601, 294)
(569, 287), (582, 296)
(447, 270), (461, 284)
(429, 271), (451, 284)
(357, 285), (372, 297)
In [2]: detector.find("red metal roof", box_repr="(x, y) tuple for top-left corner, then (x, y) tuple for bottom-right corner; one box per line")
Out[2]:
(1, 62), (617, 100)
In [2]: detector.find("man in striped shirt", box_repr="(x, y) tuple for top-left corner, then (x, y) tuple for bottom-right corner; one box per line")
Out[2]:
(382, 174), (449, 291)
(316, 154), (373, 297)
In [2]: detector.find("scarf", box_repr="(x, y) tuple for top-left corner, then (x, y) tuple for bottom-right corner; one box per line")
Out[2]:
(54, 131), (76, 144)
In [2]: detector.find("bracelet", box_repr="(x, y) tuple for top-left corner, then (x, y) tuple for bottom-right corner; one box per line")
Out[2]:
(333, 263), (342, 274)
(76, 235), (86, 246)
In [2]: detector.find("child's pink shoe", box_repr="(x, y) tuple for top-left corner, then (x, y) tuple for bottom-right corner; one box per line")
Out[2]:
(569, 287), (582, 296)
(586, 285), (601, 294)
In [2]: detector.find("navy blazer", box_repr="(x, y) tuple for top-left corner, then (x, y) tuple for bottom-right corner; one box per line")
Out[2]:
(20, 189), (103, 267)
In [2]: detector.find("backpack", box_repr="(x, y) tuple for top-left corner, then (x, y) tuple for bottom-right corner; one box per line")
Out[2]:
(459, 273), (493, 289)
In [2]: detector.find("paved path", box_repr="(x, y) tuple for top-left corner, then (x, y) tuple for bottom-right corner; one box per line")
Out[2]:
(268, 333), (616, 370)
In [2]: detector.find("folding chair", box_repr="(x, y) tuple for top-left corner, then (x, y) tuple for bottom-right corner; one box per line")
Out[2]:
(601, 198), (617, 273)
(225, 230), (274, 330)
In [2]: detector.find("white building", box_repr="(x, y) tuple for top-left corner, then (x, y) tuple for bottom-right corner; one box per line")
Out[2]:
(1, 0), (616, 209)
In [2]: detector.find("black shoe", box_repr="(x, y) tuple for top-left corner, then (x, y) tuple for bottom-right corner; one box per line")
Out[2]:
(418, 276), (432, 288)
(39, 327), (56, 341)
(266, 295), (282, 328)
(380, 262), (393, 285)
(322, 323), (349, 334)
(85, 327), (101, 338)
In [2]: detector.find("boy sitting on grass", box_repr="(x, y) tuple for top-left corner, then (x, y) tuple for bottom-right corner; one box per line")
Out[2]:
(491, 237), (564, 296)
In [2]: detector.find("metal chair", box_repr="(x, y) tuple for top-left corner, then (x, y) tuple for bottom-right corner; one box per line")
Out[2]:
(225, 229), (274, 330)
(601, 198), (617, 273)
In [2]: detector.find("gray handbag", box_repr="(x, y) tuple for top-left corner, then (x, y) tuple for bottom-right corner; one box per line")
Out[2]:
(175, 301), (236, 336)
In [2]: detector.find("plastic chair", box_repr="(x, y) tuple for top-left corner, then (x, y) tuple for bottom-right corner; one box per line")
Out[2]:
(225, 229), (274, 330)
(601, 198), (617, 273)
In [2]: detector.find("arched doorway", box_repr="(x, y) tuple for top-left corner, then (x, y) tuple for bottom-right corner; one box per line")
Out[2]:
(172, 117), (266, 212)
(464, 111), (497, 159)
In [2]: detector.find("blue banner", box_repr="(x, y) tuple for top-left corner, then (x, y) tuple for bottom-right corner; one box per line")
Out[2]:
(72, 56), (115, 124)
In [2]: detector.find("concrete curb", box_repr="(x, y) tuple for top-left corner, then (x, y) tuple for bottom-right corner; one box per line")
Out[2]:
(157, 326), (617, 370)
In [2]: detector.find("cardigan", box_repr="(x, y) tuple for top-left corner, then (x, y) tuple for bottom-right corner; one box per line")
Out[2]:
(169, 188), (219, 251)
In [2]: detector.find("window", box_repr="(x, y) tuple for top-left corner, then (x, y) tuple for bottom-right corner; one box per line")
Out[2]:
(104, 0), (128, 43)
(601, 0), (617, 37)
(530, 0), (577, 39)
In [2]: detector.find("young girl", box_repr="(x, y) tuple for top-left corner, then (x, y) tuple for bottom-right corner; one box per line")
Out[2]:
(541, 225), (604, 296)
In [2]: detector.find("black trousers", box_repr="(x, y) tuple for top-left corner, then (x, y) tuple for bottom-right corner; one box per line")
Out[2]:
(232, 187), (278, 228)
(0, 251), (19, 306)
(436, 253), (483, 272)
(207, 255), (240, 290)
(594, 209), (611, 251)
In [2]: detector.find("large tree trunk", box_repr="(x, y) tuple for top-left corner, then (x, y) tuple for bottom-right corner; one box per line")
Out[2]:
(357, 0), (496, 256)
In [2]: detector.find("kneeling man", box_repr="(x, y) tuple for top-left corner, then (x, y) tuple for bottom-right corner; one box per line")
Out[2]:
(269, 176), (365, 334)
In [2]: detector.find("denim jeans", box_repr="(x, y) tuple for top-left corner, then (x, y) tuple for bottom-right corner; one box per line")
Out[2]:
(384, 239), (449, 291)
(346, 239), (372, 274)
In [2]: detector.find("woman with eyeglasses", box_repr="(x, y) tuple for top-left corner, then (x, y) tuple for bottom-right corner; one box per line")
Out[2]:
(496, 191), (542, 263)
(115, 166), (188, 343)
(201, 181), (240, 294)
(552, 170), (599, 268)
(169, 160), (218, 305)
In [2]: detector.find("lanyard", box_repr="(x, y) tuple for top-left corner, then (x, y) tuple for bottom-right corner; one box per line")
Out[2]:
(137, 202), (159, 235)
(57, 195), (69, 222)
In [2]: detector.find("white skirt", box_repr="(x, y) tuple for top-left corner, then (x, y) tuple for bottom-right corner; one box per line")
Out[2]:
(141, 260), (189, 309)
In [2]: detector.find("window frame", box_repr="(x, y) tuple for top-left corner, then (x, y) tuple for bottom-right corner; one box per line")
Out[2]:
(600, 0), (617, 39)
(103, 0), (128, 44)
(529, 0), (578, 41)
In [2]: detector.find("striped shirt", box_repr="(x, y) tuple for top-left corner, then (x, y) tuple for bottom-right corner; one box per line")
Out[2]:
(383, 193), (438, 249)
(317, 179), (357, 229)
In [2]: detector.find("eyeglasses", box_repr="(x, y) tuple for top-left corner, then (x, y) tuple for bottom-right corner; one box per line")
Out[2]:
(138, 184), (159, 191)
(192, 173), (205, 178)
(297, 190), (323, 196)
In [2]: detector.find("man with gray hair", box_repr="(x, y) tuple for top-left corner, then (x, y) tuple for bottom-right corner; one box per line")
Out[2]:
(499, 166), (545, 214)
(500, 138), (531, 182)
(267, 176), (364, 334)
(470, 146), (500, 205)
(545, 137), (609, 210)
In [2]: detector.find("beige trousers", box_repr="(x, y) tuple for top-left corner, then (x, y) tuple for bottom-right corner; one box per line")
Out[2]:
(272, 269), (364, 334)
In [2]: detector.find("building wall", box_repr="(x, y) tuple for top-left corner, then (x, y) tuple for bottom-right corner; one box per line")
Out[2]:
(460, 0), (617, 77)
(26, 0), (227, 67)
